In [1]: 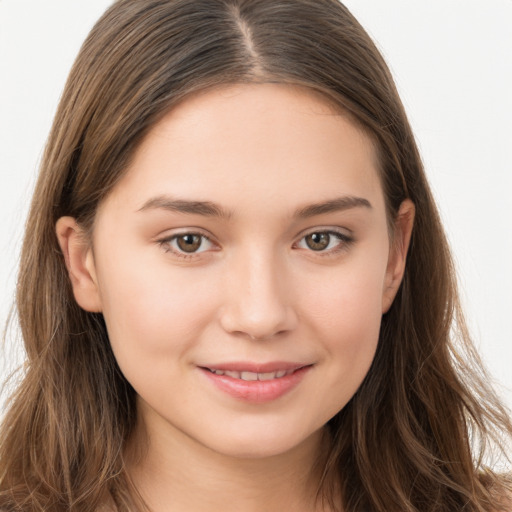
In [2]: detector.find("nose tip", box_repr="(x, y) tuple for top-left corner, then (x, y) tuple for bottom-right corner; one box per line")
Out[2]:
(220, 302), (297, 341)
(218, 257), (298, 341)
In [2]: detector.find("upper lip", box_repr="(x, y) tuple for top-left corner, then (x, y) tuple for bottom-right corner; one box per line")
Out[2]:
(199, 361), (311, 373)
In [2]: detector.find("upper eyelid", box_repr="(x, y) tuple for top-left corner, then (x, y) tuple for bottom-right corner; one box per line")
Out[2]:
(156, 228), (215, 242)
(296, 226), (352, 239)
(156, 226), (350, 238)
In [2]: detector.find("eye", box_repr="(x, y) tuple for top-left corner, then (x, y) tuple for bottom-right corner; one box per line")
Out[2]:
(296, 230), (352, 253)
(159, 232), (214, 256)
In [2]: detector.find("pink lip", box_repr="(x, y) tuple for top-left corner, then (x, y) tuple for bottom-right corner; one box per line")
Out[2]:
(199, 362), (312, 404)
(201, 361), (307, 373)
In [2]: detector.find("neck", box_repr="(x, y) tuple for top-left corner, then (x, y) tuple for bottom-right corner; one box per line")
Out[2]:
(125, 408), (335, 512)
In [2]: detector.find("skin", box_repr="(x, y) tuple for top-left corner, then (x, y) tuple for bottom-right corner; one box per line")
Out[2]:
(57, 83), (414, 512)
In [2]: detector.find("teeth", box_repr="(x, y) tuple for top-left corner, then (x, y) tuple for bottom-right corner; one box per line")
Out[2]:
(240, 371), (258, 381)
(208, 368), (296, 380)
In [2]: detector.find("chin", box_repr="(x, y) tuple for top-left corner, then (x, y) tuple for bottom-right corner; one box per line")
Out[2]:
(197, 422), (326, 461)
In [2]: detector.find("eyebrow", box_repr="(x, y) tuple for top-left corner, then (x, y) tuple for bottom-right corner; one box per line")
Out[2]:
(137, 194), (372, 219)
(295, 196), (372, 218)
(138, 196), (231, 219)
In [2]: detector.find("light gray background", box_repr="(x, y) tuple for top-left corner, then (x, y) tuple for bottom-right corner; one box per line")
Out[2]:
(1, 1), (511, 411)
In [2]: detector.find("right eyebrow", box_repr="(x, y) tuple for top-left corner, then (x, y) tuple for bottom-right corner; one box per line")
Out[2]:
(137, 195), (232, 219)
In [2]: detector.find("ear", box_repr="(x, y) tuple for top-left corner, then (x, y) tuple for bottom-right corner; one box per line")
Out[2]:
(55, 216), (102, 312)
(382, 199), (415, 313)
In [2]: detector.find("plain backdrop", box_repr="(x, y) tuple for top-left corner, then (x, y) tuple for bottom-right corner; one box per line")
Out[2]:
(1, 1), (511, 412)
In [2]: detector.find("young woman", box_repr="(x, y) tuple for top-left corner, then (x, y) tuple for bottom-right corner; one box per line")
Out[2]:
(0, 1), (511, 511)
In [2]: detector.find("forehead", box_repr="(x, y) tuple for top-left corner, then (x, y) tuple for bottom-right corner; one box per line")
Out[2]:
(101, 83), (385, 219)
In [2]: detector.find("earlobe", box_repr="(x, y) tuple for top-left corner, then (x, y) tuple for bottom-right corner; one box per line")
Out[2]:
(382, 199), (415, 313)
(55, 216), (102, 312)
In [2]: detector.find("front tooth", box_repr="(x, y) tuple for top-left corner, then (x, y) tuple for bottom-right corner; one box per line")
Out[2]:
(258, 372), (276, 381)
(275, 370), (287, 378)
(224, 370), (241, 379)
(240, 371), (258, 381)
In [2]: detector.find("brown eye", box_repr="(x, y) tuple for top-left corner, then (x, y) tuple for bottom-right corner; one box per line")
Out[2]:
(159, 232), (215, 258)
(304, 232), (331, 251)
(296, 230), (351, 254)
(176, 234), (203, 253)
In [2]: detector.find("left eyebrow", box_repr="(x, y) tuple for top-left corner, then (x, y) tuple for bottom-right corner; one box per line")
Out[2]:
(294, 196), (372, 218)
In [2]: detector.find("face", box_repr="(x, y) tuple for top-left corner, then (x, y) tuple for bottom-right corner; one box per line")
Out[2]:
(58, 83), (413, 460)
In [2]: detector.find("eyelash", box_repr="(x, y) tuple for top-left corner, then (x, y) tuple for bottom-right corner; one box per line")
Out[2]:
(157, 229), (353, 260)
(294, 229), (353, 256)
(158, 231), (215, 260)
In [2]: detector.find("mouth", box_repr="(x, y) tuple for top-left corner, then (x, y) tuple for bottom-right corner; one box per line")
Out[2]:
(204, 368), (298, 381)
(199, 363), (312, 403)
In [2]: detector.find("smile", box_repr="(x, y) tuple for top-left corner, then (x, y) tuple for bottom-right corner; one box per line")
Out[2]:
(206, 368), (296, 381)
(200, 364), (312, 403)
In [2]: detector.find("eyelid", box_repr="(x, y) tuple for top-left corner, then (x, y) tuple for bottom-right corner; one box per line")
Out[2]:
(156, 229), (218, 259)
(294, 227), (354, 255)
(155, 226), (353, 260)
(296, 223), (354, 238)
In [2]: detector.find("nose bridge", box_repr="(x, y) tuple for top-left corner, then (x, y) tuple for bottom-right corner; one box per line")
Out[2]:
(219, 243), (297, 340)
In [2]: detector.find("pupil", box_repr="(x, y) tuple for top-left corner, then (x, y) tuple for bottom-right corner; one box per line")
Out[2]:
(307, 232), (329, 251)
(178, 234), (201, 252)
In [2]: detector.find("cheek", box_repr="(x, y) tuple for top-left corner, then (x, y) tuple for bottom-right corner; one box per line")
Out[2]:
(300, 256), (386, 395)
(303, 254), (385, 335)
(95, 252), (221, 370)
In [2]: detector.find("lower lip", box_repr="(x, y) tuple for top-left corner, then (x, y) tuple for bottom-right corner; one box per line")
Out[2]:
(200, 366), (311, 404)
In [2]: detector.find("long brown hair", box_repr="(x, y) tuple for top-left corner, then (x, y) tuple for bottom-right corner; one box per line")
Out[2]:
(1, 1), (511, 510)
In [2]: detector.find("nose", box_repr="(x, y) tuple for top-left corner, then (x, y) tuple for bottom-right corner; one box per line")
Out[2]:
(218, 249), (298, 341)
